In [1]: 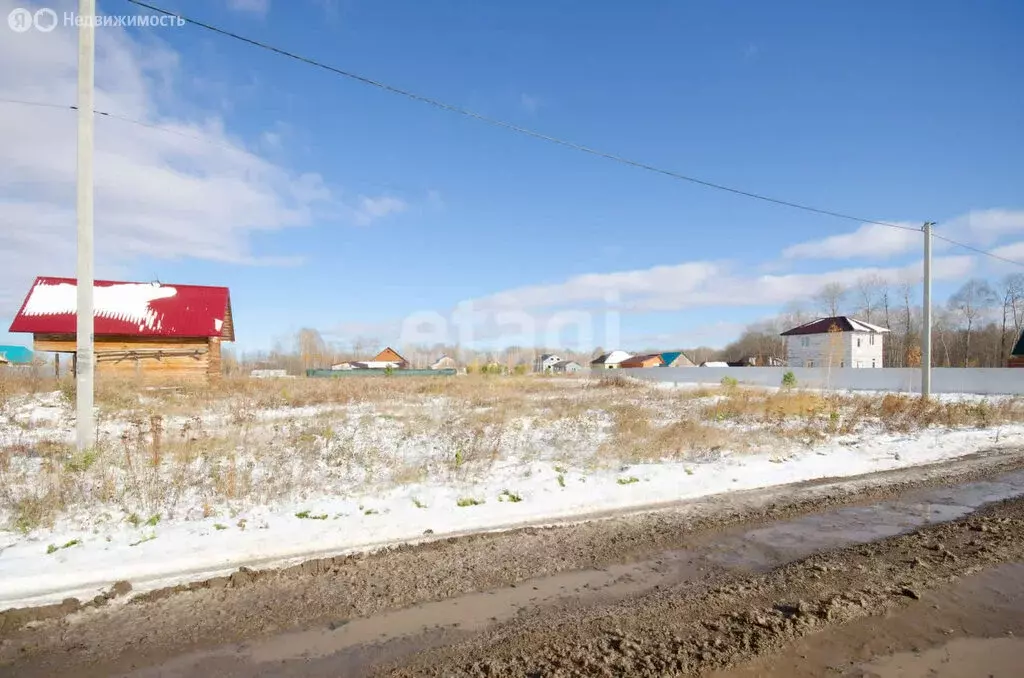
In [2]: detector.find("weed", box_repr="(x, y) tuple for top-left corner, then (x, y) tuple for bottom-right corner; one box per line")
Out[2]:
(411, 497), (427, 509)
(782, 371), (797, 388)
(456, 497), (484, 507)
(553, 465), (567, 474)
(363, 508), (379, 515)
(617, 476), (640, 485)
(214, 523), (228, 531)
(498, 489), (522, 503)
(129, 533), (157, 547)
(45, 540), (80, 555)
(556, 473), (566, 488)
(145, 514), (160, 527)
(127, 513), (142, 528)
(720, 376), (739, 389)
(295, 510), (328, 520)
(64, 450), (98, 473)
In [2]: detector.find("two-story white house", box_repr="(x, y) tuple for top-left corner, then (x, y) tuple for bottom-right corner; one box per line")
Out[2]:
(780, 316), (889, 368)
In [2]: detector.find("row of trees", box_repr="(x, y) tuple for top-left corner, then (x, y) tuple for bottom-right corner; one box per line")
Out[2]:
(714, 274), (1024, 368)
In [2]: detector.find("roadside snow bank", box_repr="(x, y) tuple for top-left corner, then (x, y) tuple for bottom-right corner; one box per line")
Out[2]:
(2, 424), (1020, 609)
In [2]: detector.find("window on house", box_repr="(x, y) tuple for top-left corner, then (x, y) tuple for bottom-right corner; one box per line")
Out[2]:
(801, 337), (809, 347)
(870, 335), (875, 346)
(840, 361), (844, 367)
(856, 338), (862, 348)
(872, 359), (877, 368)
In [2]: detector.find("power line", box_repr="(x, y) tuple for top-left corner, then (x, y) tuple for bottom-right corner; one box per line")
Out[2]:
(932, 233), (1024, 268)
(0, 96), (247, 155)
(123, 0), (924, 235)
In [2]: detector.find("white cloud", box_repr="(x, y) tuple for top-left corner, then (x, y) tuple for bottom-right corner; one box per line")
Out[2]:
(351, 196), (407, 226)
(989, 241), (1024, 265)
(520, 93), (541, 114)
(782, 209), (1024, 263)
(0, 0), (402, 319)
(226, 0), (270, 15)
(465, 256), (974, 315)
(947, 209), (1024, 246)
(782, 222), (923, 260)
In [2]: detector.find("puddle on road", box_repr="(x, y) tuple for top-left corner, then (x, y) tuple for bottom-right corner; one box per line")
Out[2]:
(854, 637), (1024, 678)
(712, 562), (1024, 678)
(706, 470), (1024, 570)
(245, 555), (708, 664)
(122, 470), (1024, 678)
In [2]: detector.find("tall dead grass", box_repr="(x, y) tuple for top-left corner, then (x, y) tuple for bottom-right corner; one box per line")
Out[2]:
(3, 375), (1022, 533)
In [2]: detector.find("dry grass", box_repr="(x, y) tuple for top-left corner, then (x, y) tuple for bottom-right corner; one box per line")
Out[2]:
(2, 373), (1022, 533)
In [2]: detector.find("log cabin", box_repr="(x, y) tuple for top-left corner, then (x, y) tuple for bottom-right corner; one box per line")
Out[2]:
(8, 276), (234, 383)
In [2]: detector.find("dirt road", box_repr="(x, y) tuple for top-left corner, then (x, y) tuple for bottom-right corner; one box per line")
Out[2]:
(3, 448), (1024, 678)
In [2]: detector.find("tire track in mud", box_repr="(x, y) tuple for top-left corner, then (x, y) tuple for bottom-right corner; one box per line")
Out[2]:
(379, 498), (1024, 677)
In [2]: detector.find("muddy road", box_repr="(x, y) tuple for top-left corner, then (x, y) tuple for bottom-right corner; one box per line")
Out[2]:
(3, 448), (1024, 678)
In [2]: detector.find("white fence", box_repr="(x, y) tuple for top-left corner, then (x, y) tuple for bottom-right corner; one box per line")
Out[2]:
(603, 366), (1024, 396)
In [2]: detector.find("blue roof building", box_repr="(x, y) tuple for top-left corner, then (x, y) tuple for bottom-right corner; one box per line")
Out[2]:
(0, 345), (34, 365)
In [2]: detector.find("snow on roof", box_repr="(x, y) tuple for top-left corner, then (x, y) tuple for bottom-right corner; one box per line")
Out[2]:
(591, 350), (632, 365)
(780, 316), (890, 336)
(21, 281), (177, 331)
(9, 277), (233, 339)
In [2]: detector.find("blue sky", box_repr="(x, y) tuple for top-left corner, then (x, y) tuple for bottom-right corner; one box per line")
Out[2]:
(1, 0), (1023, 354)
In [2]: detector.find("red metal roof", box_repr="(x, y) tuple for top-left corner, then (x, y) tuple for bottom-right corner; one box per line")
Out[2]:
(8, 277), (233, 340)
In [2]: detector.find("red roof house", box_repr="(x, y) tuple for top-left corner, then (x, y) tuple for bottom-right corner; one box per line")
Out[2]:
(9, 277), (234, 382)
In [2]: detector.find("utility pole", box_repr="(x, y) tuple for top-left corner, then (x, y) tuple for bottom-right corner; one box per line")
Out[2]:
(76, 0), (96, 451)
(921, 221), (934, 399)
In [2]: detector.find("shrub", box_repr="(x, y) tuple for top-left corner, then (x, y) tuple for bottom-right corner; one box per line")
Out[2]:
(781, 371), (797, 388)
(720, 376), (738, 389)
(456, 497), (484, 507)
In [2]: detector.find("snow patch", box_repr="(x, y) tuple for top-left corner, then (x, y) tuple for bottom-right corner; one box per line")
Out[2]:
(21, 282), (177, 331)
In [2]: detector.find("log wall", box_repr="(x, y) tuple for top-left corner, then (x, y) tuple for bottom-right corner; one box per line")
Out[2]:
(33, 334), (213, 383)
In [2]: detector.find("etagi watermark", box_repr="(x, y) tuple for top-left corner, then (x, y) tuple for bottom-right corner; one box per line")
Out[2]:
(8, 7), (184, 32)
(393, 295), (623, 353)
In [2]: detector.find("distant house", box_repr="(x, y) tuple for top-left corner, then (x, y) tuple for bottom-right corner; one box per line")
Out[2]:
(550, 359), (583, 373)
(370, 347), (409, 369)
(620, 353), (664, 369)
(0, 345), (33, 366)
(430, 354), (457, 370)
(534, 353), (562, 373)
(780, 316), (889, 368)
(1010, 331), (1024, 367)
(700, 361), (730, 367)
(659, 351), (694, 368)
(590, 350), (632, 369)
(9, 276), (233, 383)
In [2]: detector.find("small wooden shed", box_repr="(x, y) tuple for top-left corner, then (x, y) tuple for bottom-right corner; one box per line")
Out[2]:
(9, 276), (233, 383)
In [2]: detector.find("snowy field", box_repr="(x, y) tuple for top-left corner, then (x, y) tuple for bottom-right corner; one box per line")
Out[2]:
(1, 373), (1022, 609)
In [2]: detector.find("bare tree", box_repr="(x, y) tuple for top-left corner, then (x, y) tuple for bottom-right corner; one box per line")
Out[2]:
(296, 328), (328, 370)
(1001, 273), (1024, 360)
(814, 282), (847, 317)
(947, 279), (998, 367)
(854, 274), (887, 324)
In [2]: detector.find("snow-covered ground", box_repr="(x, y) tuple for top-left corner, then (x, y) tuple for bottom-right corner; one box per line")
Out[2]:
(1, 378), (1021, 609)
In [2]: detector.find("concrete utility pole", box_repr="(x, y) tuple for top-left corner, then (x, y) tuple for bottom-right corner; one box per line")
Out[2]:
(76, 0), (96, 451)
(921, 221), (935, 399)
